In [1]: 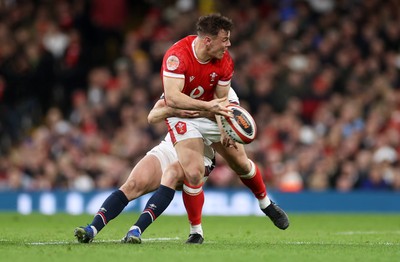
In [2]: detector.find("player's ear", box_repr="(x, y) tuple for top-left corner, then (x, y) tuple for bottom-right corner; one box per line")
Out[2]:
(204, 35), (212, 45)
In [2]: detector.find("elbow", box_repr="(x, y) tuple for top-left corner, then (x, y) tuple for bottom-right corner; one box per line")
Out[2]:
(147, 113), (156, 124)
(164, 96), (178, 108)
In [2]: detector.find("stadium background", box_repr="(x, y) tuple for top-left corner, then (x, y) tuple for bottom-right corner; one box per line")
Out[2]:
(0, 0), (399, 214)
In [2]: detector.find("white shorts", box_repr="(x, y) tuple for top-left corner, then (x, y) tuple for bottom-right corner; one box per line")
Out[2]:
(146, 135), (214, 173)
(166, 117), (221, 146)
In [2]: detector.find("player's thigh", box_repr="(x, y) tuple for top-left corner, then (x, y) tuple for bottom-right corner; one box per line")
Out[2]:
(175, 138), (205, 177)
(120, 155), (162, 200)
(161, 161), (185, 189)
(212, 142), (250, 174)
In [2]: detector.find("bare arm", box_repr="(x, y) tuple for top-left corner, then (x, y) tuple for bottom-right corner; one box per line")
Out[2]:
(148, 99), (201, 124)
(214, 83), (230, 101)
(163, 76), (232, 117)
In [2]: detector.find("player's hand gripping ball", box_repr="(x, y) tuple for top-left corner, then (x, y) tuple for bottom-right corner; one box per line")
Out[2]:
(220, 104), (257, 144)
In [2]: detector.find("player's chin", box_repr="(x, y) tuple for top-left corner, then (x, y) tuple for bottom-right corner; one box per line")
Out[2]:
(215, 52), (225, 59)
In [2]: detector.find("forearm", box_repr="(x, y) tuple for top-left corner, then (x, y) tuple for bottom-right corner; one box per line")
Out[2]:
(163, 77), (232, 117)
(148, 106), (175, 124)
(163, 76), (210, 111)
(165, 91), (210, 111)
(148, 99), (202, 124)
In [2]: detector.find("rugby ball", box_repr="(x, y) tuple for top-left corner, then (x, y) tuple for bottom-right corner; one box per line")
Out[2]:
(220, 104), (257, 144)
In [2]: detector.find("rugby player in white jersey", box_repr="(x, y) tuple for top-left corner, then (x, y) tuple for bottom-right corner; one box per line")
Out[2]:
(74, 99), (215, 244)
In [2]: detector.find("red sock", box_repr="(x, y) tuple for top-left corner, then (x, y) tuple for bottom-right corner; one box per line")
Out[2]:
(182, 181), (204, 225)
(240, 160), (267, 199)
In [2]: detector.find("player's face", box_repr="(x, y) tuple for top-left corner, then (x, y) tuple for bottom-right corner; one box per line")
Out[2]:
(206, 29), (231, 60)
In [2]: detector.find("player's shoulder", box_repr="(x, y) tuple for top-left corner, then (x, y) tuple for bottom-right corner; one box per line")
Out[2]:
(164, 36), (194, 67)
(167, 35), (195, 55)
(163, 36), (195, 72)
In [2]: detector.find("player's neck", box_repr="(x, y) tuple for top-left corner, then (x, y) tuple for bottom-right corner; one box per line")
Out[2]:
(193, 37), (211, 63)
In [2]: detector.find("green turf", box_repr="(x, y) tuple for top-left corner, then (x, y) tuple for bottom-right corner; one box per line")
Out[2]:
(0, 213), (399, 262)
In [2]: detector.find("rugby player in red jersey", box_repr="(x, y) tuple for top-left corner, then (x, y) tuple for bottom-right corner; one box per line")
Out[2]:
(121, 14), (289, 244)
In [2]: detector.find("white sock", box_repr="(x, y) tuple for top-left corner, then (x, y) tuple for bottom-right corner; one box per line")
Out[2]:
(190, 224), (203, 237)
(90, 226), (98, 236)
(258, 196), (271, 209)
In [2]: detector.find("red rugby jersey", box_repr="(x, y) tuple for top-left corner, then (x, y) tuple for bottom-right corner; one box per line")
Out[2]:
(162, 35), (234, 102)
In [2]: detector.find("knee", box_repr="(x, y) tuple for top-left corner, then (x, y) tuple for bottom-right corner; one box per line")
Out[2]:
(120, 180), (143, 200)
(163, 166), (184, 189)
(230, 158), (252, 175)
(183, 166), (204, 186)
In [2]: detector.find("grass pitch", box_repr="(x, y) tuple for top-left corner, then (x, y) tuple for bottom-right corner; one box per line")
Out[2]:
(0, 213), (399, 262)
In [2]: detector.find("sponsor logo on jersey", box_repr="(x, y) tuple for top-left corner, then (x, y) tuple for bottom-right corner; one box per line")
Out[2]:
(189, 86), (204, 99)
(189, 76), (195, 82)
(166, 55), (179, 71)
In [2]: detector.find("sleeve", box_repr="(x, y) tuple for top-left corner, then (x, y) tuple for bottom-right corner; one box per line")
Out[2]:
(162, 47), (187, 79)
(217, 53), (234, 87)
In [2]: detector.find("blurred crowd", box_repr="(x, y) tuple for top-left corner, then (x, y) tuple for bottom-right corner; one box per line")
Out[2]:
(1, 0), (400, 192)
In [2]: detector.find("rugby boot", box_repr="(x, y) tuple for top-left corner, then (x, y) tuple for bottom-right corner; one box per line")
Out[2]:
(185, 233), (204, 244)
(74, 225), (94, 243)
(262, 201), (289, 230)
(122, 227), (142, 244)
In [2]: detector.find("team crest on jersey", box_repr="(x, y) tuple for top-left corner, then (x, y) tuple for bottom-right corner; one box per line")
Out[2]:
(175, 121), (187, 135)
(210, 72), (218, 82)
(166, 55), (179, 71)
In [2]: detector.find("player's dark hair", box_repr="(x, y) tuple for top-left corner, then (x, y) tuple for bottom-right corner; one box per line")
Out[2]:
(196, 13), (233, 37)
